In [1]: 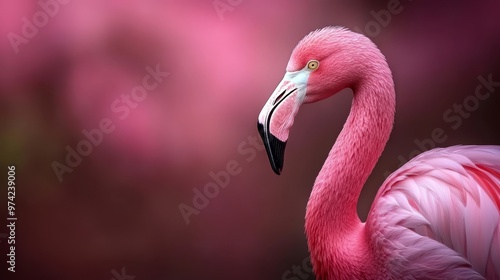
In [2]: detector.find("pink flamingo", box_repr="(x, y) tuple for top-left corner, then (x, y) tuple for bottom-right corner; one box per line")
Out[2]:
(258, 27), (500, 279)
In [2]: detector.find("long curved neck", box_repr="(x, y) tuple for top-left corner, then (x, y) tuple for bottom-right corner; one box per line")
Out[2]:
(305, 65), (395, 278)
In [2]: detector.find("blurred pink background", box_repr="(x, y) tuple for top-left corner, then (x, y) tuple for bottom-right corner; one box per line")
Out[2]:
(1, 1), (499, 279)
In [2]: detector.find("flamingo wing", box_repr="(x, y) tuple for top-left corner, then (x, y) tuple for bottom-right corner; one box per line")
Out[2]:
(367, 145), (500, 279)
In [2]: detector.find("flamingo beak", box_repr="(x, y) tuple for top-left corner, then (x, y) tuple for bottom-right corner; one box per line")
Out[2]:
(257, 70), (310, 175)
(257, 110), (288, 175)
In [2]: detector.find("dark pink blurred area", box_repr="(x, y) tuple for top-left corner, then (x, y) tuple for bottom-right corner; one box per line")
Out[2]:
(0, 1), (499, 279)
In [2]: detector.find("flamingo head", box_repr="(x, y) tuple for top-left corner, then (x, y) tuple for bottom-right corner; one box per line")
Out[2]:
(258, 26), (373, 174)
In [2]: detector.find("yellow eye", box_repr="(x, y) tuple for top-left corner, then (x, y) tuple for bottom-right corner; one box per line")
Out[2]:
(307, 60), (319, 70)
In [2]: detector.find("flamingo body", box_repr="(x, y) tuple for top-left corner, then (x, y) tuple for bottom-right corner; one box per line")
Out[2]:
(368, 146), (500, 279)
(257, 26), (500, 279)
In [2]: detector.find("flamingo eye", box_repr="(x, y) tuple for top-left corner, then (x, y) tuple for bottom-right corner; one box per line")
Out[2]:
(307, 60), (319, 70)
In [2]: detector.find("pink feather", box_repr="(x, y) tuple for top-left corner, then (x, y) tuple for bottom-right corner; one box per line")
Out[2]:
(368, 146), (500, 279)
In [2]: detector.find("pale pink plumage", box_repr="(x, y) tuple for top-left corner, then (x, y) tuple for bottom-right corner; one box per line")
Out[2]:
(368, 146), (500, 279)
(258, 26), (500, 279)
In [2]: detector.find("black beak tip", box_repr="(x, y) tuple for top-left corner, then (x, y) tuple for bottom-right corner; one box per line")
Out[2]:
(272, 166), (282, 175)
(257, 121), (287, 175)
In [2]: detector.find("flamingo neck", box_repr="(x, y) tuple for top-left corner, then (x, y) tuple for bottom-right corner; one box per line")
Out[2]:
(305, 68), (395, 278)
